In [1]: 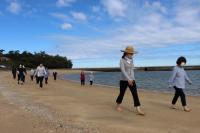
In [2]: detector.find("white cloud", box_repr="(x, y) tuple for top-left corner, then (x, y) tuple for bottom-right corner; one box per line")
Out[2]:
(46, 0), (200, 67)
(51, 12), (69, 21)
(7, 1), (22, 14)
(101, 0), (127, 18)
(144, 1), (167, 14)
(71, 11), (87, 21)
(56, 0), (76, 7)
(61, 23), (72, 30)
(92, 6), (100, 12)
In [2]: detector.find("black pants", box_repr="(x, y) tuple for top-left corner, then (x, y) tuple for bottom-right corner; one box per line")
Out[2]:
(45, 77), (48, 84)
(30, 75), (34, 81)
(38, 76), (44, 88)
(12, 72), (16, 79)
(116, 80), (141, 107)
(53, 76), (57, 80)
(172, 86), (186, 106)
(81, 80), (85, 85)
(22, 75), (25, 82)
(36, 76), (39, 84)
(90, 81), (93, 85)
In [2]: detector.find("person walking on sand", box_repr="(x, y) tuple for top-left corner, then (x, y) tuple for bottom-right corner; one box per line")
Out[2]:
(22, 65), (27, 83)
(53, 71), (57, 81)
(89, 72), (94, 86)
(44, 67), (49, 84)
(11, 65), (17, 79)
(17, 64), (26, 85)
(35, 64), (46, 88)
(80, 71), (85, 86)
(30, 68), (35, 81)
(169, 56), (192, 112)
(116, 46), (145, 116)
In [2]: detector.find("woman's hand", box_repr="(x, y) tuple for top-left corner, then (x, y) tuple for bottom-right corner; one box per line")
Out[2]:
(128, 80), (134, 86)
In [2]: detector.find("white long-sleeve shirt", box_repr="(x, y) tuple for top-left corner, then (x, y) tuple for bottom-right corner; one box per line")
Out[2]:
(168, 66), (192, 89)
(120, 57), (135, 81)
(35, 66), (46, 77)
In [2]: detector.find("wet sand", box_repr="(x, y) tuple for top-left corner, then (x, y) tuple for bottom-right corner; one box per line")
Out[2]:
(0, 70), (200, 133)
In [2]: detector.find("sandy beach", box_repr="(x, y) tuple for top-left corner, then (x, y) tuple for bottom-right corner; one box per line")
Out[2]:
(0, 70), (200, 133)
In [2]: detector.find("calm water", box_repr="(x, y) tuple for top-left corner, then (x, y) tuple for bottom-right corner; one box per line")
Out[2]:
(62, 70), (200, 96)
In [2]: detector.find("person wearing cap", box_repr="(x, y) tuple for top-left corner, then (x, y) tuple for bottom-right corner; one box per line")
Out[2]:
(116, 45), (145, 116)
(169, 56), (192, 112)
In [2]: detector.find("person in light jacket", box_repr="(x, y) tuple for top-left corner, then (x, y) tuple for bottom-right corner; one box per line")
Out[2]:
(89, 72), (94, 86)
(116, 46), (145, 116)
(35, 64), (46, 88)
(169, 56), (192, 112)
(30, 68), (35, 81)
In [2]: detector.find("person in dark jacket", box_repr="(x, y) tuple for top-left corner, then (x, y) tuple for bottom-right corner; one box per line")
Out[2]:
(11, 65), (17, 79)
(53, 71), (57, 81)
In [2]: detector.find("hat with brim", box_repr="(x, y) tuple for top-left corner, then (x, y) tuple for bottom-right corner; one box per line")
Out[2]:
(121, 46), (138, 54)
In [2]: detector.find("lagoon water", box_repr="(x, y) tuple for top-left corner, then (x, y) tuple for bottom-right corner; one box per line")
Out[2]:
(62, 70), (200, 96)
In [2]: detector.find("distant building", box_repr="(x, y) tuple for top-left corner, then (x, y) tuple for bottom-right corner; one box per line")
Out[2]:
(0, 57), (10, 62)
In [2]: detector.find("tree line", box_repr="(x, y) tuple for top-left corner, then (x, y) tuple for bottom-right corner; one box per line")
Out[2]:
(0, 49), (73, 69)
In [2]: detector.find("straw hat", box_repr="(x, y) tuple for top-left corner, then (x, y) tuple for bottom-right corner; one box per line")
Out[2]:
(121, 45), (138, 54)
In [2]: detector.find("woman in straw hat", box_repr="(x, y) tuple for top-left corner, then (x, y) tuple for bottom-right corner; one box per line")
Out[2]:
(116, 45), (145, 115)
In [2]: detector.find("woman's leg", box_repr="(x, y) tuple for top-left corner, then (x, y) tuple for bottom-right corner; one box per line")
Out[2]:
(178, 88), (190, 111)
(116, 81), (128, 104)
(128, 82), (144, 115)
(128, 82), (141, 107)
(39, 77), (44, 88)
(172, 86), (180, 106)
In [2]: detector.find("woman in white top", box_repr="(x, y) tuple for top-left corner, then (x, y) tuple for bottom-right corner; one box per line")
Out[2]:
(35, 64), (46, 88)
(116, 46), (145, 115)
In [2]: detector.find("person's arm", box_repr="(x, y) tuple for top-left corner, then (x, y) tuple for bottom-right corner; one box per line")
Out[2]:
(184, 71), (192, 84)
(120, 59), (132, 81)
(44, 68), (47, 76)
(168, 67), (177, 87)
(34, 68), (38, 76)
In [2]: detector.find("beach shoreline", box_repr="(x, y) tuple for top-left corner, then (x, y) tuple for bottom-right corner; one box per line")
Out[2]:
(0, 70), (200, 133)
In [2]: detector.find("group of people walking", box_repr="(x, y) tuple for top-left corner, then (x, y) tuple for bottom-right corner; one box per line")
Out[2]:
(12, 64), (27, 85)
(80, 71), (95, 86)
(116, 46), (192, 116)
(11, 45), (193, 116)
(12, 63), (58, 88)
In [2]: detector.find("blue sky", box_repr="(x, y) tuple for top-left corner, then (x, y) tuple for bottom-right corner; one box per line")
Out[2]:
(0, 0), (200, 68)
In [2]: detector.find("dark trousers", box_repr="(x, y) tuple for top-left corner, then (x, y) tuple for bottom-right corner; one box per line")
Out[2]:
(116, 80), (141, 107)
(38, 76), (44, 88)
(81, 80), (85, 85)
(22, 75), (25, 82)
(90, 81), (93, 85)
(30, 75), (34, 81)
(172, 86), (186, 106)
(36, 76), (39, 84)
(18, 74), (24, 83)
(53, 76), (57, 80)
(45, 77), (48, 84)
(12, 72), (16, 79)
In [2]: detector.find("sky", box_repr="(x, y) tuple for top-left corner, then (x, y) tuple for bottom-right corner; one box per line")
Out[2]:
(0, 0), (200, 68)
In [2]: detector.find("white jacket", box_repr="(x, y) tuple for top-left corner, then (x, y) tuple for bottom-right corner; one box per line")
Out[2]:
(35, 66), (46, 77)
